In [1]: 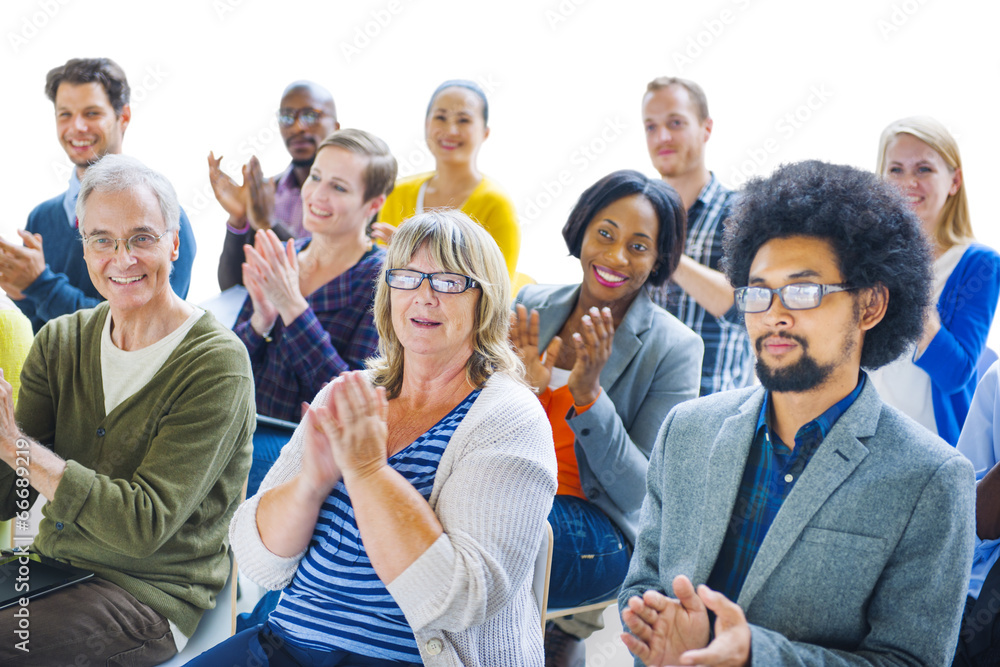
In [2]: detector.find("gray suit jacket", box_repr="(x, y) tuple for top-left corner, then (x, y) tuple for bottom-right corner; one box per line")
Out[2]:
(514, 283), (703, 544)
(620, 380), (976, 666)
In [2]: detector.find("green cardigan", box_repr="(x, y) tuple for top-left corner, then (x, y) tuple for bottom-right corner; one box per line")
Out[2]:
(0, 303), (255, 637)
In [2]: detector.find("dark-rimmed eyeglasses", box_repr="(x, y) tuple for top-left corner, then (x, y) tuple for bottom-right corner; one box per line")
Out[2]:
(734, 283), (856, 313)
(276, 108), (327, 127)
(385, 269), (479, 294)
(82, 230), (171, 255)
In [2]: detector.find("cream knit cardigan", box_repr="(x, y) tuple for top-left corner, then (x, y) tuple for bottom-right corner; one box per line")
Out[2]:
(230, 371), (557, 666)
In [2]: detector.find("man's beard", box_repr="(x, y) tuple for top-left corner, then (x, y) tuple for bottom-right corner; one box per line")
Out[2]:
(291, 155), (315, 169)
(755, 333), (837, 393)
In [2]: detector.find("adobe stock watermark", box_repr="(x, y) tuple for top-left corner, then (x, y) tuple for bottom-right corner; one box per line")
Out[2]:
(520, 117), (627, 227)
(213, 0), (250, 20)
(876, 0), (931, 40)
(586, 634), (632, 667)
(127, 63), (169, 110)
(671, 0), (753, 73)
(8, 0), (72, 54)
(544, 0), (590, 31)
(727, 84), (834, 188)
(11, 437), (32, 653)
(340, 0), (411, 64)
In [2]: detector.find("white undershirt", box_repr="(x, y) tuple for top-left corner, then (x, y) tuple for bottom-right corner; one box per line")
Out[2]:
(870, 245), (968, 434)
(99, 307), (203, 650)
(415, 179), (427, 214)
(548, 366), (571, 391)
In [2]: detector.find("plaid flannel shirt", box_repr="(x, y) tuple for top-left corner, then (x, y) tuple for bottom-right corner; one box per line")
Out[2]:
(234, 243), (384, 422)
(647, 173), (754, 396)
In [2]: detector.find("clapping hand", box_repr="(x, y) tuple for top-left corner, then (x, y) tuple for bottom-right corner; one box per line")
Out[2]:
(567, 306), (614, 406)
(242, 229), (308, 336)
(621, 576), (750, 667)
(0, 369), (24, 466)
(510, 303), (563, 395)
(310, 372), (389, 484)
(244, 156), (277, 232)
(0, 230), (47, 299)
(207, 152), (247, 221)
(370, 222), (397, 246)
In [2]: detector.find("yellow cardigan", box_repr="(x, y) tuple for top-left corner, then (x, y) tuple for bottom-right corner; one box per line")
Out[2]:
(377, 172), (521, 281)
(0, 307), (33, 407)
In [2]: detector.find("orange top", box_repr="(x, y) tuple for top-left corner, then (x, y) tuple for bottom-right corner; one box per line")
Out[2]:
(538, 386), (600, 499)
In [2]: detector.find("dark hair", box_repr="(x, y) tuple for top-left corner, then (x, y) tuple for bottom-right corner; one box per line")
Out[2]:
(561, 170), (686, 287)
(425, 79), (488, 126)
(45, 58), (130, 115)
(722, 160), (933, 370)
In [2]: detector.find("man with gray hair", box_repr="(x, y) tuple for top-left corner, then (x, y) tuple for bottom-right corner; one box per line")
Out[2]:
(0, 154), (254, 665)
(0, 57), (197, 332)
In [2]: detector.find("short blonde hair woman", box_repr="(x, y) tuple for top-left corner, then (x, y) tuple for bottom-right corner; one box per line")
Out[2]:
(217, 210), (557, 666)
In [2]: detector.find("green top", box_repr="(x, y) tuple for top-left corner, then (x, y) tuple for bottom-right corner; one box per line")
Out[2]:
(0, 303), (255, 637)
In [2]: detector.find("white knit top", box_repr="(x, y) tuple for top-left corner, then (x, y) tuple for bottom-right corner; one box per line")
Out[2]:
(230, 371), (557, 666)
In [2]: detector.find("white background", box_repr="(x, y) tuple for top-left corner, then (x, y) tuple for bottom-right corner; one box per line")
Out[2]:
(2, 0), (998, 343)
(1, 2), (995, 662)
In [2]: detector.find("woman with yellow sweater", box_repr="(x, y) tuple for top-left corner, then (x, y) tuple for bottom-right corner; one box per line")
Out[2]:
(373, 79), (520, 282)
(0, 293), (32, 406)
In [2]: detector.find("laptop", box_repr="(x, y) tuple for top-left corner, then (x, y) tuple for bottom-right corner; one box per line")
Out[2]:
(0, 549), (95, 609)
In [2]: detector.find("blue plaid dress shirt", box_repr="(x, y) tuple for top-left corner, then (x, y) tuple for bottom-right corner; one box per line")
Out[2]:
(646, 173), (754, 396)
(234, 242), (384, 423)
(706, 375), (867, 602)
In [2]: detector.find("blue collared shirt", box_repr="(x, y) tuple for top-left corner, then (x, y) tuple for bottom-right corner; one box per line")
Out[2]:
(62, 169), (81, 228)
(706, 375), (867, 602)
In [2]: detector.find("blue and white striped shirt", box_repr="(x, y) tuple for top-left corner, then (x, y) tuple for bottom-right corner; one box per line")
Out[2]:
(270, 389), (482, 661)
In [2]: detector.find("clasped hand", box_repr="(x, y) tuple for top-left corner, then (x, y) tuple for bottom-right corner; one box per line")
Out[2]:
(509, 303), (614, 406)
(243, 229), (308, 336)
(302, 372), (389, 496)
(621, 575), (751, 667)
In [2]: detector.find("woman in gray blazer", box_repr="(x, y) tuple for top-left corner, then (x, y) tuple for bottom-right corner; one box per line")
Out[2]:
(511, 170), (703, 661)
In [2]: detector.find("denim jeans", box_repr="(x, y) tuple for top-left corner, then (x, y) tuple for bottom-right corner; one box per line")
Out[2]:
(547, 494), (631, 608)
(184, 622), (421, 667)
(248, 423), (294, 497)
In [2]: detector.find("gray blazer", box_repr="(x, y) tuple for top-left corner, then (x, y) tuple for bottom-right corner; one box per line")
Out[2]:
(514, 283), (703, 545)
(620, 380), (976, 665)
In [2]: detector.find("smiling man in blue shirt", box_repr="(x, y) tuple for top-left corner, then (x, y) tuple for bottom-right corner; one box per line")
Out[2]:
(0, 57), (195, 331)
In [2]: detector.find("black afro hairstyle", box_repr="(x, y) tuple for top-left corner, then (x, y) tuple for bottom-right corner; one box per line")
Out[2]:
(722, 160), (933, 370)
(561, 170), (686, 287)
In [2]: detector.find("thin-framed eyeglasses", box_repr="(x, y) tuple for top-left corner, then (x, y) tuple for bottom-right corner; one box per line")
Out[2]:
(82, 230), (171, 255)
(276, 107), (326, 127)
(385, 269), (480, 294)
(734, 283), (857, 313)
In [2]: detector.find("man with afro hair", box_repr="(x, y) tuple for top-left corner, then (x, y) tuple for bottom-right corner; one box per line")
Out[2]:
(619, 160), (975, 666)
